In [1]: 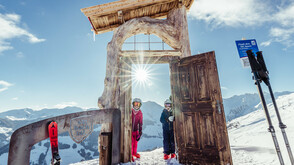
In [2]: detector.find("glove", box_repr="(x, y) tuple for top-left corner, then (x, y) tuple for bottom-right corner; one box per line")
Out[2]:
(136, 134), (141, 141)
(168, 116), (174, 122)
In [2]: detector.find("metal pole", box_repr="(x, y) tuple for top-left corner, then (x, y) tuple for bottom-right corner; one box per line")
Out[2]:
(267, 82), (294, 165)
(148, 34), (150, 50)
(134, 35), (136, 50)
(253, 72), (285, 165)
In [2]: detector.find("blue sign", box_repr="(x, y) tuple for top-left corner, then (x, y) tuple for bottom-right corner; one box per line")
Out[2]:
(235, 39), (259, 58)
(235, 39), (259, 68)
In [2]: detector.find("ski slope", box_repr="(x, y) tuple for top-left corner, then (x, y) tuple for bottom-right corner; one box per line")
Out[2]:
(228, 93), (294, 165)
(70, 148), (180, 165)
(71, 93), (294, 165)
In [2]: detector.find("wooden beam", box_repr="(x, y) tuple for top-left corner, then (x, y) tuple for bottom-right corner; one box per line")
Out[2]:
(94, 24), (121, 34)
(81, 0), (176, 17)
(93, 12), (169, 34)
(120, 50), (181, 57)
(118, 10), (124, 24)
(121, 55), (179, 64)
(82, 0), (193, 34)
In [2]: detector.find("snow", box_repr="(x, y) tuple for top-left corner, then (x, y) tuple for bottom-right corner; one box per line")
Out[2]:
(0, 127), (13, 136)
(70, 158), (99, 165)
(70, 148), (180, 165)
(24, 109), (31, 114)
(29, 136), (98, 165)
(228, 93), (294, 165)
(1, 94), (294, 165)
(5, 116), (26, 120)
(71, 93), (294, 165)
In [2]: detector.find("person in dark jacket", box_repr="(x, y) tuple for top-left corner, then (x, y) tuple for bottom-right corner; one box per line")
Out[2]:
(131, 98), (143, 162)
(160, 99), (176, 160)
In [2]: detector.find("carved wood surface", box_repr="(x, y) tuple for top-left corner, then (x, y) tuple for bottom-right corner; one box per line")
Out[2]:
(97, 6), (191, 163)
(98, 6), (190, 109)
(8, 109), (121, 165)
(97, 6), (190, 115)
(170, 52), (232, 164)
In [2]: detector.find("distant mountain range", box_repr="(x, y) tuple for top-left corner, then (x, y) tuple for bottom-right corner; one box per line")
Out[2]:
(0, 101), (164, 164)
(223, 91), (293, 121)
(0, 91), (293, 164)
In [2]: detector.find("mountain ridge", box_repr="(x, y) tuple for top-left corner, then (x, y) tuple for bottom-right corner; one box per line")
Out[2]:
(1, 91), (293, 164)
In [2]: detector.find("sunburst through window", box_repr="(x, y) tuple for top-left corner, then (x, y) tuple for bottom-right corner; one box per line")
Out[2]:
(132, 64), (153, 88)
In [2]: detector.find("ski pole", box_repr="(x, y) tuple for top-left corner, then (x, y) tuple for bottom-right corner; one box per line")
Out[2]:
(267, 82), (294, 165)
(247, 50), (285, 165)
(253, 72), (285, 165)
(256, 51), (294, 164)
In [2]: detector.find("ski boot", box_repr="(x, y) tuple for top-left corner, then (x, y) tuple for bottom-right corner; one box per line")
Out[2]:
(164, 154), (170, 160)
(134, 153), (140, 158)
(132, 156), (135, 162)
(171, 153), (176, 158)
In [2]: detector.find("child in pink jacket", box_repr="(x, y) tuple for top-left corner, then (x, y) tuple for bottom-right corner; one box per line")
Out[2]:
(131, 98), (143, 161)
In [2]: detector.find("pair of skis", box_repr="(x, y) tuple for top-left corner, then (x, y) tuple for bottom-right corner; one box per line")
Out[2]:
(48, 121), (61, 165)
(246, 50), (294, 165)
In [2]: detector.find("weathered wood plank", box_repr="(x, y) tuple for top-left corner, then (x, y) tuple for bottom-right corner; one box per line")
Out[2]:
(81, 0), (193, 34)
(120, 50), (181, 57)
(81, 0), (185, 17)
(122, 56), (179, 64)
(170, 52), (232, 164)
(118, 60), (132, 162)
(99, 132), (112, 165)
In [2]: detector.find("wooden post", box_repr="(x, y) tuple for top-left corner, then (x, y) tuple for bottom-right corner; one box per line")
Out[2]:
(119, 59), (132, 162)
(99, 132), (112, 165)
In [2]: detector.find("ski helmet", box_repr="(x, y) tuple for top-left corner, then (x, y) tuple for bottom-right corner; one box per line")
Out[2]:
(164, 99), (172, 105)
(132, 98), (142, 107)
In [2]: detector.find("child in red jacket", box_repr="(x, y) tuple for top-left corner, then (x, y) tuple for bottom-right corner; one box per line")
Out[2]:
(131, 98), (143, 161)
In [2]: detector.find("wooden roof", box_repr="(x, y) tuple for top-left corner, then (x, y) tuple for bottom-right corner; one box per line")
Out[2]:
(81, 0), (194, 34)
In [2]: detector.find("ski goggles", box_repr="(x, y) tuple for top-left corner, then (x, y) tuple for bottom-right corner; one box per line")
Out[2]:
(165, 103), (172, 107)
(133, 102), (141, 107)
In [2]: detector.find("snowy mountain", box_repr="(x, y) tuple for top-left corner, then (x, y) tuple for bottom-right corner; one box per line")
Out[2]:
(223, 91), (293, 121)
(72, 92), (294, 165)
(1, 92), (294, 164)
(227, 92), (294, 165)
(0, 107), (85, 149)
(0, 101), (165, 165)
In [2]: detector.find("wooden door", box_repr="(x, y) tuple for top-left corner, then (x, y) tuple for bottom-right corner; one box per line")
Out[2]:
(170, 51), (232, 165)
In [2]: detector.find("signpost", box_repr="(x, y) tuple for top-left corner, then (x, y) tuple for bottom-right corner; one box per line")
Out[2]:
(235, 39), (259, 68)
(235, 38), (294, 165)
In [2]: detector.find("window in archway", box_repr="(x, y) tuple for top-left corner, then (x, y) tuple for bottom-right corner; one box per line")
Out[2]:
(122, 34), (173, 51)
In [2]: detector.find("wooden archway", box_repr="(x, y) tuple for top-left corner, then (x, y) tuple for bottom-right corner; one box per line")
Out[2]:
(97, 6), (191, 162)
(81, 0), (232, 164)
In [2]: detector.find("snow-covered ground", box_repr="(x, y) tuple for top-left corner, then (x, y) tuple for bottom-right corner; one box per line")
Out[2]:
(71, 93), (294, 165)
(70, 148), (180, 165)
(1, 93), (294, 164)
(228, 93), (294, 165)
(0, 127), (13, 137)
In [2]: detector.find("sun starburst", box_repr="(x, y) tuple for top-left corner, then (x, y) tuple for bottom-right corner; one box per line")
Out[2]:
(132, 64), (153, 88)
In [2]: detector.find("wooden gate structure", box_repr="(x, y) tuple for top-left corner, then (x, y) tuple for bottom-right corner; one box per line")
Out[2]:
(81, 0), (233, 164)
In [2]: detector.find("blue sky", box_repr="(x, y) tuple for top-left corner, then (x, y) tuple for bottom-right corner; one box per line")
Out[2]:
(1, 0), (294, 112)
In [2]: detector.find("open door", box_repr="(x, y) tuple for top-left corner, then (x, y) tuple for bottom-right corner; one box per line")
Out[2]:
(170, 51), (232, 164)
